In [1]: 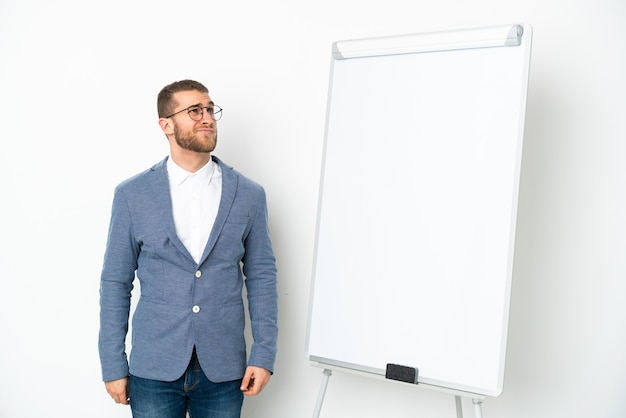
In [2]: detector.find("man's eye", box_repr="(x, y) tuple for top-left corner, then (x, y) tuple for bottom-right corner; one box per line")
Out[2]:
(189, 107), (202, 114)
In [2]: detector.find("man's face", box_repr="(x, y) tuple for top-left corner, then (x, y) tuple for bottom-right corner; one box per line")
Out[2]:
(168, 90), (218, 153)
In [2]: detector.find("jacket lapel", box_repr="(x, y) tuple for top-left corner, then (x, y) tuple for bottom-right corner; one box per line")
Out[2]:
(199, 156), (237, 264)
(149, 157), (196, 263)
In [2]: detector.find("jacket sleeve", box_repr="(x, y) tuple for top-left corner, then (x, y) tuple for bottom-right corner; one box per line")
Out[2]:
(98, 187), (139, 382)
(242, 187), (279, 373)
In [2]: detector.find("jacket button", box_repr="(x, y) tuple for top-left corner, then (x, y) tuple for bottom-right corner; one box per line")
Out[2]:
(192, 305), (200, 313)
(195, 270), (202, 278)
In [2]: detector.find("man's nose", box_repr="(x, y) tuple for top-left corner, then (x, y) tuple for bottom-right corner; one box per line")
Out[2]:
(201, 110), (215, 123)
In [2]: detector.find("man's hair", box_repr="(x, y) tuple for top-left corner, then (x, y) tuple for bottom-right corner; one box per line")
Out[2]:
(157, 79), (209, 118)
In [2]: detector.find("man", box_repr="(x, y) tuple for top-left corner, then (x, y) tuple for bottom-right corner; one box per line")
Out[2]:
(99, 79), (278, 418)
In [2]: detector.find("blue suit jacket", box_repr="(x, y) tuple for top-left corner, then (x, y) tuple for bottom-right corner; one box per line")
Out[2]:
(98, 156), (278, 383)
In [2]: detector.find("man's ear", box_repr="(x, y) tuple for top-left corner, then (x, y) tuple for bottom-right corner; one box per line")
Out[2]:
(158, 118), (174, 135)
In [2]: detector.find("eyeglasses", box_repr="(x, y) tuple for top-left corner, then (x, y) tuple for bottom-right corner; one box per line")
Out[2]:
(165, 104), (223, 121)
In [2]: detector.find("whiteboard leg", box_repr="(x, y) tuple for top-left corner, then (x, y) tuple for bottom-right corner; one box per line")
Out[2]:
(313, 369), (332, 418)
(472, 398), (483, 418)
(455, 396), (464, 418)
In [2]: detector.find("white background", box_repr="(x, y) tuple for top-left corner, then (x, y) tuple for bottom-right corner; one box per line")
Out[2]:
(0, 1), (624, 417)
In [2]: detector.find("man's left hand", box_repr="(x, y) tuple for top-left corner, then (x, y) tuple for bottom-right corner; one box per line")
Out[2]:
(240, 366), (271, 396)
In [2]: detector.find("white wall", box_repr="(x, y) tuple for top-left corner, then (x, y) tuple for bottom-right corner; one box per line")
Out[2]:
(0, 1), (624, 417)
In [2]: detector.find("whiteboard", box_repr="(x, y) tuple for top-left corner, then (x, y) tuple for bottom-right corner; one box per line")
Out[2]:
(306, 24), (532, 397)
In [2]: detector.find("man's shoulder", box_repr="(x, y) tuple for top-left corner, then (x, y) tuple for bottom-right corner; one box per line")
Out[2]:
(214, 155), (264, 192)
(115, 157), (167, 192)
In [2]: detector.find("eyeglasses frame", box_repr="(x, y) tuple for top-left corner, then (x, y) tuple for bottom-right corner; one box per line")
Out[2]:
(164, 104), (222, 121)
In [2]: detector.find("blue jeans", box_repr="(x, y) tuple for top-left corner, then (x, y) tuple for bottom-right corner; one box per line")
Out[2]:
(129, 349), (244, 418)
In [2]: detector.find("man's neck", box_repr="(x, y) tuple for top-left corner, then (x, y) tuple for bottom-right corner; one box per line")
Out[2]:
(170, 150), (212, 173)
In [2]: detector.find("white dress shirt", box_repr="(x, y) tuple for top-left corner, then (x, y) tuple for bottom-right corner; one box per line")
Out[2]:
(167, 157), (222, 264)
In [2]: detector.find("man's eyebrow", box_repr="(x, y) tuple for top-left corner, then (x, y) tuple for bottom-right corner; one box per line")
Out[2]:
(188, 101), (214, 108)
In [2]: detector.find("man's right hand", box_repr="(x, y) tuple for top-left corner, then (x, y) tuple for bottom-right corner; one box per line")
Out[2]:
(105, 377), (130, 405)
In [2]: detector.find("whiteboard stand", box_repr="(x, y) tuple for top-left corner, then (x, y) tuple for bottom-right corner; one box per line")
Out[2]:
(311, 365), (487, 418)
(455, 396), (463, 418)
(472, 398), (484, 418)
(312, 368), (332, 418)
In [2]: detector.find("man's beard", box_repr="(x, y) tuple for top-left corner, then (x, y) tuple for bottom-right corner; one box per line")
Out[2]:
(173, 123), (217, 153)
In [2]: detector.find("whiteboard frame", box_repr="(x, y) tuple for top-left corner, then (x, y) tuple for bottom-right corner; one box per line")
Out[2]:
(306, 23), (533, 399)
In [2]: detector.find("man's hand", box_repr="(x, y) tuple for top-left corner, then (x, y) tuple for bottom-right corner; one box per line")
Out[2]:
(105, 377), (130, 405)
(240, 366), (271, 396)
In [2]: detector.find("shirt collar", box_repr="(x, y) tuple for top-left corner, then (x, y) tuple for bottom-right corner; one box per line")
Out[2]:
(167, 156), (215, 187)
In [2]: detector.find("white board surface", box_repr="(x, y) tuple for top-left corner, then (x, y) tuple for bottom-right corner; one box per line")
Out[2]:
(306, 24), (532, 397)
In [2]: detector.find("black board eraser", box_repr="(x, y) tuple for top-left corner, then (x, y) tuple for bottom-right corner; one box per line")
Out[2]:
(385, 363), (418, 384)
